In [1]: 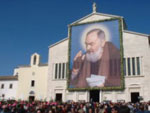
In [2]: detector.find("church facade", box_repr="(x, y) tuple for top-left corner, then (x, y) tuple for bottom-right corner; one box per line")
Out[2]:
(0, 5), (150, 103)
(47, 9), (150, 103)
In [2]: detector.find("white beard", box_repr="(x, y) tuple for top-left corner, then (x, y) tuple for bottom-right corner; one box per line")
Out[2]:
(86, 47), (103, 63)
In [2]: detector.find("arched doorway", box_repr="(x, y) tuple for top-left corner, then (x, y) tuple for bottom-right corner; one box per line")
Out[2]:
(29, 91), (35, 102)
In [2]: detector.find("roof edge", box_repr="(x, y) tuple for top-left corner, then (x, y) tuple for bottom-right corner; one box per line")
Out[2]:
(123, 30), (149, 37)
(17, 63), (48, 68)
(0, 76), (18, 80)
(69, 12), (123, 26)
(49, 37), (68, 48)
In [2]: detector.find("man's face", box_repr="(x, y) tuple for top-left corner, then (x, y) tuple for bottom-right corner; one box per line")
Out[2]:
(85, 31), (101, 53)
(85, 31), (104, 62)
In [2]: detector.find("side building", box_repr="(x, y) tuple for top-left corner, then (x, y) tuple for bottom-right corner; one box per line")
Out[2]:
(14, 53), (48, 101)
(0, 76), (18, 100)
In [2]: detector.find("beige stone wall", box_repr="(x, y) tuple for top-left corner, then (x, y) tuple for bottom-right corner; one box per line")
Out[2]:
(47, 39), (68, 101)
(102, 31), (150, 102)
(15, 53), (48, 100)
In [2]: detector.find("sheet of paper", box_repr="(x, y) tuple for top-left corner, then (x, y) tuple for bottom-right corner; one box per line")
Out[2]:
(86, 74), (105, 87)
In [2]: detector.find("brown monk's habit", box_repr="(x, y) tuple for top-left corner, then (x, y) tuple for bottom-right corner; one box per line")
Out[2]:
(70, 42), (121, 88)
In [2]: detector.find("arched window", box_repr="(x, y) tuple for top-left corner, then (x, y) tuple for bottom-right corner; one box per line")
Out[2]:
(29, 91), (35, 95)
(33, 55), (36, 65)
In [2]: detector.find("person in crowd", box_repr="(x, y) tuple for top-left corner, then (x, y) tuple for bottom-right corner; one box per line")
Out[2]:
(0, 100), (150, 113)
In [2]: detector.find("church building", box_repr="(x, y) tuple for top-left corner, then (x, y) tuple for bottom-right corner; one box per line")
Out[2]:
(47, 3), (150, 103)
(0, 3), (150, 103)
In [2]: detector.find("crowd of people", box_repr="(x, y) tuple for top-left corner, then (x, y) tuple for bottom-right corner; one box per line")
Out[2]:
(0, 100), (150, 113)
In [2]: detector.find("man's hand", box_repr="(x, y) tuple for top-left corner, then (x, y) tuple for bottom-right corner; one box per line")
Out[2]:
(72, 51), (85, 78)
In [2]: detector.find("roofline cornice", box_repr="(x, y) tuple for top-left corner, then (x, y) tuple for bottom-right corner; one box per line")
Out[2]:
(49, 37), (68, 48)
(69, 12), (123, 26)
(123, 30), (149, 37)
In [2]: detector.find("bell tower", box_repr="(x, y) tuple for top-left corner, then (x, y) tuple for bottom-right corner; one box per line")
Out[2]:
(30, 53), (40, 66)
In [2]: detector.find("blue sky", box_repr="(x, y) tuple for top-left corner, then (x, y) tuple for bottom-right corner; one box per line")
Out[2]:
(0, 0), (150, 75)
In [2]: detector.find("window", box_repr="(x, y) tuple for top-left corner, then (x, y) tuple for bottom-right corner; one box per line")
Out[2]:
(59, 63), (61, 79)
(54, 62), (67, 80)
(2, 94), (5, 98)
(31, 80), (35, 87)
(29, 91), (35, 95)
(132, 58), (135, 75)
(55, 64), (58, 79)
(123, 58), (126, 76)
(66, 62), (68, 78)
(62, 63), (65, 79)
(1, 84), (4, 89)
(9, 84), (13, 89)
(33, 55), (36, 65)
(124, 57), (142, 76)
(127, 58), (131, 75)
(137, 57), (140, 75)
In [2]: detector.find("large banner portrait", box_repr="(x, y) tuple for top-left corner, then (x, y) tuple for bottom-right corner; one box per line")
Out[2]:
(68, 18), (124, 90)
